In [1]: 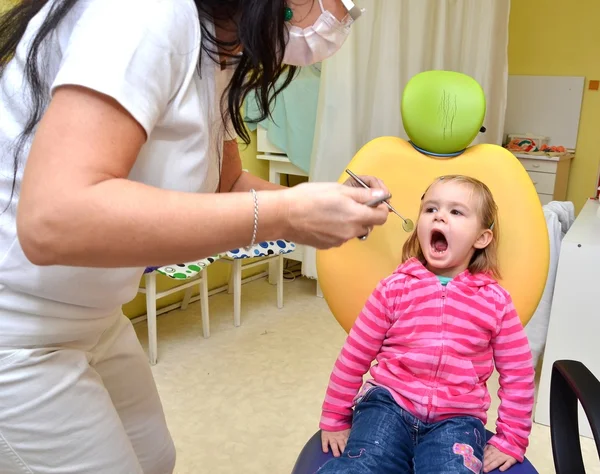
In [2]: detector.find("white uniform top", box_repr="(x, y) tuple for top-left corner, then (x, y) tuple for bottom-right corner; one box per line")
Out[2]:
(0, 0), (235, 342)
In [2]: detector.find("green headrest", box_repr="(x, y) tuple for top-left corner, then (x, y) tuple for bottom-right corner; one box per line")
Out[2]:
(401, 70), (486, 154)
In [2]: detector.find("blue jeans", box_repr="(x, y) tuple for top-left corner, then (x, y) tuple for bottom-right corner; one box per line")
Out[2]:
(318, 386), (486, 474)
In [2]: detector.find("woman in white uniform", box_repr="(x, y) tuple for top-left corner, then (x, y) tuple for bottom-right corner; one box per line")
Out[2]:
(0, 0), (389, 472)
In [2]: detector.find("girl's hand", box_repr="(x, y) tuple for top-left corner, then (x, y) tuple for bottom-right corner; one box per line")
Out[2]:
(483, 444), (518, 472)
(321, 429), (351, 457)
(281, 182), (389, 249)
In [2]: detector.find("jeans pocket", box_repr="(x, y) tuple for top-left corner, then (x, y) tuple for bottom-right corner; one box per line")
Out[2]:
(354, 385), (386, 406)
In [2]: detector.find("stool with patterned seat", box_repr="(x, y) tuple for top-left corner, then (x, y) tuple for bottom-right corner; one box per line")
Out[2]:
(221, 240), (296, 327)
(139, 255), (220, 365)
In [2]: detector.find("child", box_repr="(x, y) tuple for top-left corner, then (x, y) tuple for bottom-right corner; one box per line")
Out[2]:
(318, 175), (535, 474)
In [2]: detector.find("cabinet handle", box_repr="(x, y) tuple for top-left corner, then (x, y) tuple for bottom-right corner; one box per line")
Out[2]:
(533, 181), (538, 185)
(533, 164), (540, 168)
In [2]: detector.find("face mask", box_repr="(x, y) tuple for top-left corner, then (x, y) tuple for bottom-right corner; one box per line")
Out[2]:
(283, 0), (363, 66)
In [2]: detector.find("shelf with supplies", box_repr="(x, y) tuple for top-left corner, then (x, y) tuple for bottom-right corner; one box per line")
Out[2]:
(503, 74), (584, 206)
(510, 151), (574, 205)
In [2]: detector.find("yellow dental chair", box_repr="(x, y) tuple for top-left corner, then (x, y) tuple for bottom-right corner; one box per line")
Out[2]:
(292, 71), (599, 474)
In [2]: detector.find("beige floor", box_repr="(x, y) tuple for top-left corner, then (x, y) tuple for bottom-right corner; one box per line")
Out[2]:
(134, 277), (600, 474)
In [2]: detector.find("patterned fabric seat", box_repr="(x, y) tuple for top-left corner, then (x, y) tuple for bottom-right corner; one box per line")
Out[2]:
(221, 240), (296, 327)
(224, 240), (296, 259)
(139, 255), (221, 365)
(139, 241), (296, 365)
(155, 256), (220, 279)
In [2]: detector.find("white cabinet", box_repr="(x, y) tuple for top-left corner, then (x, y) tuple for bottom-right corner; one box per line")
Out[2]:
(512, 152), (574, 205)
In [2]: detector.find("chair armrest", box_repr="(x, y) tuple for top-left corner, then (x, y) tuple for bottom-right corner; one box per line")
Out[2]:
(550, 360), (600, 473)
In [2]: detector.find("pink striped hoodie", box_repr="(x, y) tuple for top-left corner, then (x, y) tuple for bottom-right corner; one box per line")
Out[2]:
(320, 258), (535, 462)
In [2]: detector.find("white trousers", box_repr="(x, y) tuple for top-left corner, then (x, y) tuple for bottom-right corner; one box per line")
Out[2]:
(0, 313), (175, 474)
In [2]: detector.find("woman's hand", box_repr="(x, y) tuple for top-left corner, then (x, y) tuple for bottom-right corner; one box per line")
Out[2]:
(321, 429), (351, 457)
(280, 182), (389, 249)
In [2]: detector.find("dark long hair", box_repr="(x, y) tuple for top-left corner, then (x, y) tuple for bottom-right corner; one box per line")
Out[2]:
(0, 0), (298, 205)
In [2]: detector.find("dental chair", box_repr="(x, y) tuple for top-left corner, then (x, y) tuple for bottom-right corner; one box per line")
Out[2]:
(291, 71), (600, 473)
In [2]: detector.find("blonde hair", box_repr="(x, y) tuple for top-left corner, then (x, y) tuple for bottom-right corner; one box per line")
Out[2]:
(401, 175), (501, 278)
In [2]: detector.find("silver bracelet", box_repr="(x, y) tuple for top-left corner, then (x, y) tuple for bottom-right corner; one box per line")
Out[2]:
(246, 189), (258, 250)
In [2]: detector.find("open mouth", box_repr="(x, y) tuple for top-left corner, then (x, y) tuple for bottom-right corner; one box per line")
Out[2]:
(430, 230), (448, 255)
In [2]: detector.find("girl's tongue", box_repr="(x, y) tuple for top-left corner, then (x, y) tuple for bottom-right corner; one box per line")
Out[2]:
(432, 231), (448, 252)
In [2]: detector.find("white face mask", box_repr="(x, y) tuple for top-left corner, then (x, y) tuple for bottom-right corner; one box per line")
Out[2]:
(283, 0), (363, 66)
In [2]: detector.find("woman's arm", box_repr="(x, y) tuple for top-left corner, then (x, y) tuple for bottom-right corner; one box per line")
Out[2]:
(233, 172), (283, 192)
(17, 87), (287, 267)
(17, 86), (388, 268)
(219, 139), (284, 193)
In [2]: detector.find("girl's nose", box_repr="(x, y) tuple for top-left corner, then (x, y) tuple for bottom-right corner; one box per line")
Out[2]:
(434, 212), (446, 223)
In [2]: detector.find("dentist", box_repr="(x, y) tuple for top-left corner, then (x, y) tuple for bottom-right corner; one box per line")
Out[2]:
(0, 1), (387, 472)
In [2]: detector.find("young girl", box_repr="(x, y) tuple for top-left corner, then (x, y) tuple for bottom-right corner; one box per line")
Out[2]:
(318, 175), (535, 474)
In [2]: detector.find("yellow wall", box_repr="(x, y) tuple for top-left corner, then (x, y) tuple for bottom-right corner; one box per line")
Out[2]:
(508, 0), (600, 214)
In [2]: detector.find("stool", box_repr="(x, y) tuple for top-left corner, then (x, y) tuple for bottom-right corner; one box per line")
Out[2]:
(221, 240), (296, 327)
(139, 255), (220, 365)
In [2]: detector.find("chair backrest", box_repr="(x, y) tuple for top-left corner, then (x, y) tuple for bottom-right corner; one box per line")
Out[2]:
(316, 71), (549, 333)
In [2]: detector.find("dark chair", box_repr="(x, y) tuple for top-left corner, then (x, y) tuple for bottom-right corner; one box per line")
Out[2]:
(550, 360), (600, 474)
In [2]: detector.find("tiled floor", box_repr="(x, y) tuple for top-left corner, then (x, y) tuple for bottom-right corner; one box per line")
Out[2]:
(134, 277), (600, 474)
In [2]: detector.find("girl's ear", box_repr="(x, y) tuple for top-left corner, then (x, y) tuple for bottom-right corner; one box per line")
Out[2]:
(474, 229), (493, 249)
